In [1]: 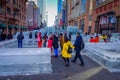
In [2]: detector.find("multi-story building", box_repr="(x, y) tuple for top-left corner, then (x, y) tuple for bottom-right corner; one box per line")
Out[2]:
(58, 0), (62, 14)
(36, 0), (46, 23)
(26, 1), (41, 31)
(67, 0), (88, 33)
(54, 15), (59, 29)
(92, 0), (120, 34)
(0, 0), (27, 34)
(62, 0), (68, 29)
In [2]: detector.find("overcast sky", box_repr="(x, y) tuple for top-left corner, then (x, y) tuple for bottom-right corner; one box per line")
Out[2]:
(46, 0), (57, 26)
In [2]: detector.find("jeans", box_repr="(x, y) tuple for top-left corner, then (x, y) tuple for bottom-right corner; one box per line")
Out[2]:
(54, 48), (58, 56)
(18, 40), (22, 48)
(44, 41), (47, 47)
(73, 49), (84, 64)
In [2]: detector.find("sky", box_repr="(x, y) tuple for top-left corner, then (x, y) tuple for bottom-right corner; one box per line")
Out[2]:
(46, 0), (57, 26)
(29, 0), (57, 26)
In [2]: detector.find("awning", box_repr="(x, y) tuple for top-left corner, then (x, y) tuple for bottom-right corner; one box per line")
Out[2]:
(14, 26), (18, 29)
(8, 25), (13, 29)
(0, 23), (6, 28)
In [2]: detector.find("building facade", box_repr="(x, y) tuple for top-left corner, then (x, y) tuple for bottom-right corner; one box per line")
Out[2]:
(92, 0), (120, 34)
(36, 0), (46, 23)
(67, 0), (89, 33)
(26, 1), (41, 31)
(58, 0), (62, 14)
(0, 0), (27, 34)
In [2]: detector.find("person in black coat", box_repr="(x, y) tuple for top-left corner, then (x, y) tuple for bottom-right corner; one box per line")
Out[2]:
(52, 35), (59, 57)
(17, 31), (24, 48)
(29, 32), (32, 39)
(7, 32), (13, 39)
(72, 32), (84, 66)
(1, 31), (6, 41)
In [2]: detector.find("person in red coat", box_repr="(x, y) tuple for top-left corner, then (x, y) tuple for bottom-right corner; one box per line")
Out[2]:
(94, 36), (99, 43)
(37, 32), (42, 48)
(90, 37), (95, 43)
(47, 37), (53, 53)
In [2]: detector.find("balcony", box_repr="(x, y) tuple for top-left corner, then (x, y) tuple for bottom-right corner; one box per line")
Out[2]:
(0, 0), (10, 4)
(13, 4), (20, 11)
(75, 0), (79, 5)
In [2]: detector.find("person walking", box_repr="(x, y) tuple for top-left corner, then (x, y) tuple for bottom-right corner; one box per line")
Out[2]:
(59, 33), (64, 50)
(72, 32), (85, 66)
(37, 32), (42, 48)
(52, 35), (59, 57)
(62, 37), (74, 67)
(43, 33), (48, 47)
(17, 31), (24, 48)
(47, 36), (53, 53)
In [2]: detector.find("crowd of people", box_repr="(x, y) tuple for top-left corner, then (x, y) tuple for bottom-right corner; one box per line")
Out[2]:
(89, 33), (111, 43)
(0, 31), (13, 41)
(17, 31), (85, 67)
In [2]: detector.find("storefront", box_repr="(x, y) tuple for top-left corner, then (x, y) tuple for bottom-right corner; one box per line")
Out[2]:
(96, 11), (117, 34)
(93, 0), (120, 34)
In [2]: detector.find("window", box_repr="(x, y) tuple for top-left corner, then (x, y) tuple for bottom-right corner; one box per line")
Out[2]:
(88, 26), (92, 33)
(7, 7), (11, 14)
(13, 0), (16, 4)
(0, 3), (2, 8)
(81, 0), (86, 14)
(89, 15), (92, 21)
(80, 19), (85, 32)
(74, 21), (78, 26)
(96, 0), (106, 6)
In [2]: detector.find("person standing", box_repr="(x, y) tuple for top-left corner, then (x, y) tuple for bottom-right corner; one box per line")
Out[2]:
(37, 32), (42, 48)
(72, 32), (84, 66)
(1, 31), (6, 41)
(43, 33), (48, 47)
(34, 32), (38, 39)
(59, 33), (64, 50)
(29, 32), (32, 39)
(17, 31), (24, 48)
(62, 37), (74, 67)
(52, 35), (59, 57)
(7, 32), (13, 40)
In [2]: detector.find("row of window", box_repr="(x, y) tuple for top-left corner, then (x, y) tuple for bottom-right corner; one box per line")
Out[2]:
(96, 0), (106, 6)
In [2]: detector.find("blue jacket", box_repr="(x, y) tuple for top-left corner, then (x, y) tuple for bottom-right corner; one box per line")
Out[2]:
(74, 36), (82, 50)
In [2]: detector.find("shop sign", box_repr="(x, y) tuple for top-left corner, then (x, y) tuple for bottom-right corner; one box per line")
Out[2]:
(99, 16), (108, 24)
(111, 17), (116, 23)
(95, 0), (119, 14)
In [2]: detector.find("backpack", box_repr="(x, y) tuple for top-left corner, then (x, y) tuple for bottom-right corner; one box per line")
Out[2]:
(80, 40), (85, 50)
(67, 45), (72, 53)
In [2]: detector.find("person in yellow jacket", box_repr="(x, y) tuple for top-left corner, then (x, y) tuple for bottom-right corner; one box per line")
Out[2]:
(101, 34), (107, 42)
(62, 37), (74, 67)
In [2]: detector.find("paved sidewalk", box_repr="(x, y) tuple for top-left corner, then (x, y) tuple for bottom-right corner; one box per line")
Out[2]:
(0, 56), (120, 80)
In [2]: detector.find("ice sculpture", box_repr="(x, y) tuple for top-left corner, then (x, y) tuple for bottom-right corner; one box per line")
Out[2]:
(0, 48), (52, 75)
(85, 42), (120, 72)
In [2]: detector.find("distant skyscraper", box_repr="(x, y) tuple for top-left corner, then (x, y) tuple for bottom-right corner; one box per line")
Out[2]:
(58, 0), (62, 14)
(32, 0), (46, 22)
